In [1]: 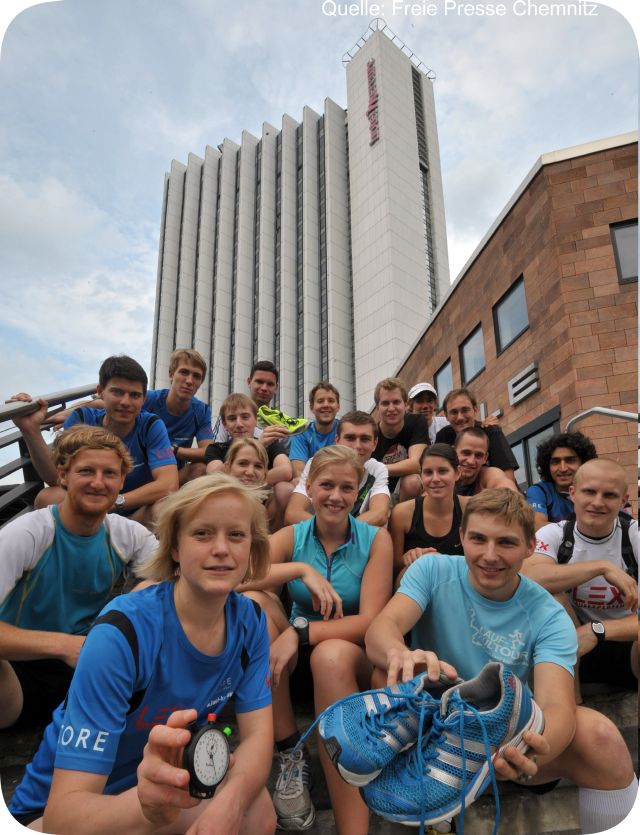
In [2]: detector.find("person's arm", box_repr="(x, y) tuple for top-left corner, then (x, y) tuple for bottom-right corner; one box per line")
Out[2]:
(289, 432), (310, 478)
(479, 466), (518, 492)
(0, 621), (83, 666)
(533, 511), (550, 530)
(358, 492), (390, 527)
(266, 452), (293, 486)
(292, 458), (307, 478)
(8, 398), (59, 485)
(174, 439), (212, 463)
(284, 491), (313, 525)
(120, 464), (179, 511)
(575, 613), (638, 660)
(522, 553), (638, 611)
(47, 397), (102, 427)
(385, 443), (426, 478)
(389, 501), (412, 571)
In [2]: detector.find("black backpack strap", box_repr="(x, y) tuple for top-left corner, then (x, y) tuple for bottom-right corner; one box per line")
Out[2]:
(90, 610), (147, 714)
(556, 517), (576, 565)
(72, 406), (87, 423)
(136, 413), (160, 456)
(617, 513), (638, 578)
(351, 473), (376, 517)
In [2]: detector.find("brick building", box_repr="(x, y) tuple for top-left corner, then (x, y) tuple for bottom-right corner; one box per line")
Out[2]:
(396, 133), (638, 499)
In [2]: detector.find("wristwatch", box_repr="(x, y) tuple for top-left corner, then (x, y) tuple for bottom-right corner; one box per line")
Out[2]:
(114, 494), (126, 510)
(591, 621), (606, 644)
(292, 616), (310, 647)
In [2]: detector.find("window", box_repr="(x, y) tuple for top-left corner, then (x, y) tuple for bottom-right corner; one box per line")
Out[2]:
(611, 220), (638, 283)
(434, 359), (453, 403)
(493, 276), (529, 353)
(459, 325), (485, 384)
(507, 407), (561, 492)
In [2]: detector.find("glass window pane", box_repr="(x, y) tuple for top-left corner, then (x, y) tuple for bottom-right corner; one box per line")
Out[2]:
(525, 426), (556, 483)
(460, 326), (485, 383)
(611, 222), (638, 282)
(495, 278), (528, 352)
(434, 360), (453, 404)
(511, 442), (527, 492)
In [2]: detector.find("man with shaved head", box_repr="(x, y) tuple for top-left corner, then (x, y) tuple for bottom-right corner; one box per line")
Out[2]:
(522, 458), (638, 690)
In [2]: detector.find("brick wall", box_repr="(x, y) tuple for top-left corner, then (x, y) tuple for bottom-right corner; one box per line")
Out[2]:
(397, 141), (637, 501)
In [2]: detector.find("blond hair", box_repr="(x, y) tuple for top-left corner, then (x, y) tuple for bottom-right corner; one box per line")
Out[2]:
(307, 445), (364, 487)
(224, 437), (269, 472)
(168, 348), (207, 377)
(461, 488), (535, 543)
(136, 474), (270, 583)
(53, 425), (132, 474)
(219, 393), (258, 421)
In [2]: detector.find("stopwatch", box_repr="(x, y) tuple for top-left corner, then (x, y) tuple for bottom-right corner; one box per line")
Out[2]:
(182, 713), (231, 799)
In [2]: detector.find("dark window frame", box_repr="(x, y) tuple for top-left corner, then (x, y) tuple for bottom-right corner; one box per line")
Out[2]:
(459, 324), (486, 385)
(492, 275), (529, 355)
(610, 219), (638, 284)
(434, 358), (453, 402)
(506, 406), (562, 491)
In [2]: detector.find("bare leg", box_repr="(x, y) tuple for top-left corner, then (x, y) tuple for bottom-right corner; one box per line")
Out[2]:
(0, 660), (23, 729)
(311, 640), (372, 835)
(398, 475), (422, 503)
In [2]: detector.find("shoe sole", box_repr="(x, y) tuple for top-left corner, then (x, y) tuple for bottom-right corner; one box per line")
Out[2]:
(275, 808), (316, 830)
(367, 700), (545, 827)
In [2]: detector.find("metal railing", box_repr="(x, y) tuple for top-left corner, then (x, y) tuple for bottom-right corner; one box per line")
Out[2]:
(565, 407), (638, 432)
(0, 384), (96, 524)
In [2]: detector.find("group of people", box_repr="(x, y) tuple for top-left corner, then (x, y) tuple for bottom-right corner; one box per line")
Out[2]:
(1, 349), (637, 835)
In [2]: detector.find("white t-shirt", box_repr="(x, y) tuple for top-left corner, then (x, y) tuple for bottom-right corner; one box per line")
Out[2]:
(429, 416), (450, 445)
(534, 517), (638, 624)
(294, 457), (389, 516)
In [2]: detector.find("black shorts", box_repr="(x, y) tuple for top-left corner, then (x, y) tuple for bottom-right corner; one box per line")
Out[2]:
(579, 639), (637, 691)
(10, 658), (74, 728)
(10, 810), (45, 827)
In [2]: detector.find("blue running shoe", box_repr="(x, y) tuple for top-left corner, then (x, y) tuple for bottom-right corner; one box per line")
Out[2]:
(317, 673), (444, 787)
(361, 662), (544, 833)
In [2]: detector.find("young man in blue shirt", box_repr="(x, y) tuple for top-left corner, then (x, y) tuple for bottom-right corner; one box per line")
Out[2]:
(290, 382), (341, 479)
(365, 489), (637, 835)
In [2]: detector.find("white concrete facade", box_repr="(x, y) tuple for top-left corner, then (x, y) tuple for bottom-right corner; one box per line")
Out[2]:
(151, 25), (449, 413)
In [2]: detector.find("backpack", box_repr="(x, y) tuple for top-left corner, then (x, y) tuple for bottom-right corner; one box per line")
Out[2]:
(556, 512), (637, 579)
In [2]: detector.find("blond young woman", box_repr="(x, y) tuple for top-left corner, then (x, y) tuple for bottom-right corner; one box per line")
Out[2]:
(241, 446), (393, 834)
(9, 474), (276, 835)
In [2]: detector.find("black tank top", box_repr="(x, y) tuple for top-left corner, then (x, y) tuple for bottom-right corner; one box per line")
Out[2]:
(404, 495), (464, 556)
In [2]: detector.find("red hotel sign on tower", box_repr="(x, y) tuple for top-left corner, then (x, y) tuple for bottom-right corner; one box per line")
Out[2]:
(366, 59), (379, 145)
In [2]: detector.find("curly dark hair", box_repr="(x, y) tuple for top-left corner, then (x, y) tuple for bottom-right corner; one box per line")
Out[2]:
(535, 431), (597, 482)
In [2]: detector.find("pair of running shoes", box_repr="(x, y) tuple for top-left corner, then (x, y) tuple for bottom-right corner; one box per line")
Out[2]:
(302, 662), (544, 834)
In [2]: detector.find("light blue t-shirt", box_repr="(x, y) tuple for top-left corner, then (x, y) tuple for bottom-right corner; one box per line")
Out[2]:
(398, 554), (577, 682)
(288, 516), (379, 621)
(290, 420), (339, 463)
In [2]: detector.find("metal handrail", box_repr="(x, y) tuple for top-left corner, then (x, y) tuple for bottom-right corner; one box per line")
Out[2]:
(0, 384), (97, 525)
(564, 407), (639, 432)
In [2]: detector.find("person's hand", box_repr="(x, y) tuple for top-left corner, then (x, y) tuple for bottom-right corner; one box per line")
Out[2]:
(494, 729), (550, 783)
(59, 634), (85, 668)
(300, 565), (343, 619)
(7, 396), (50, 433)
(601, 564), (638, 612)
(402, 547), (438, 567)
(480, 415), (500, 428)
(386, 647), (458, 686)
(259, 424), (289, 447)
(137, 708), (201, 829)
(270, 627), (299, 689)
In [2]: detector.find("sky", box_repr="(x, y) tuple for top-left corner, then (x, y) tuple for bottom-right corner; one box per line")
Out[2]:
(0, 0), (637, 403)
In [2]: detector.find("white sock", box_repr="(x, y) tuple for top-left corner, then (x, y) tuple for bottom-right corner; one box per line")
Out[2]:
(578, 775), (639, 834)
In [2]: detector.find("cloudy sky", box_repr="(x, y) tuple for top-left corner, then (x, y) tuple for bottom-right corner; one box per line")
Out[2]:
(0, 0), (637, 400)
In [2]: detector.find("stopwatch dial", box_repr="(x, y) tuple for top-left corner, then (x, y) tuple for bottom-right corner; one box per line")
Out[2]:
(193, 729), (228, 786)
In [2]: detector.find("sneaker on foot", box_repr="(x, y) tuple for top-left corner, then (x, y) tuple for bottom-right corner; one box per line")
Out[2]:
(273, 747), (315, 830)
(257, 406), (309, 436)
(318, 673), (443, 787)
(361, 662), (544, 830)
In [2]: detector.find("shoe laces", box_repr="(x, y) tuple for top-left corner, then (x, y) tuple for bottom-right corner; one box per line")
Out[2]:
(295, 686), (437, 752)
(408, 692), (501, 835)
(275, 748), (310, 800)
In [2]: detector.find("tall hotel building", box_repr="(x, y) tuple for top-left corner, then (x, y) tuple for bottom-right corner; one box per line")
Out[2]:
(150, 22), (450, 412)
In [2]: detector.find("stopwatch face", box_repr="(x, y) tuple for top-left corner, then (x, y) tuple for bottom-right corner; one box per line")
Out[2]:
(192, 729), (229, 786)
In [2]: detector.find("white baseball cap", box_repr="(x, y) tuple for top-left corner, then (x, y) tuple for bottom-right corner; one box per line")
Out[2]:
(408, 382), (438, 400)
